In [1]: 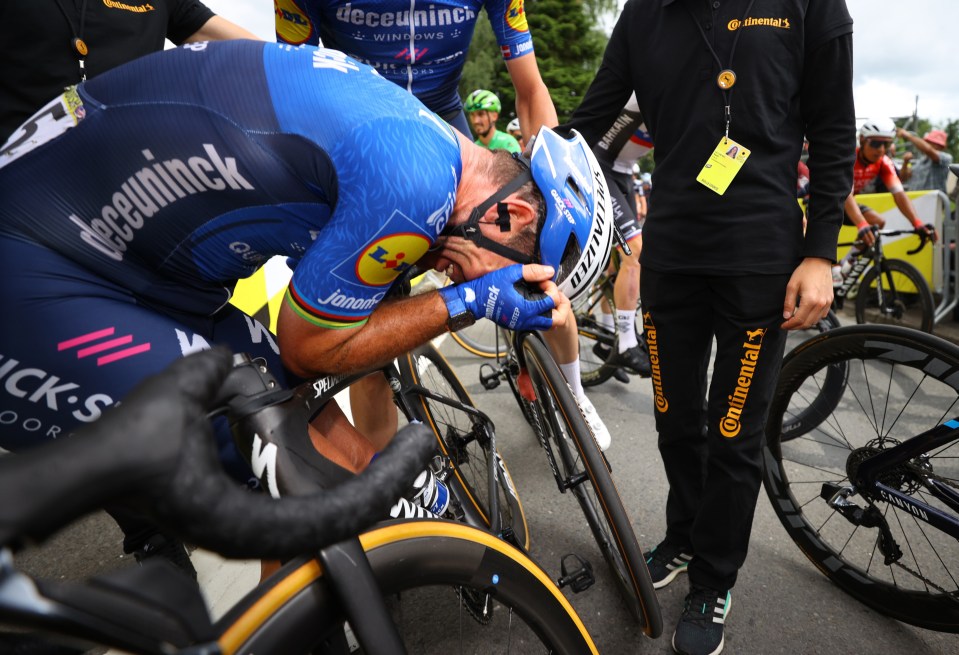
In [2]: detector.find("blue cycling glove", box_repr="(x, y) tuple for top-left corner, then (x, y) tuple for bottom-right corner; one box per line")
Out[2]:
(438, 264), (555, 331)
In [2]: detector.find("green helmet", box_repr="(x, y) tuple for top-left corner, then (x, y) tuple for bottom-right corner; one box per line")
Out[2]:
(464, 89), (501, 113)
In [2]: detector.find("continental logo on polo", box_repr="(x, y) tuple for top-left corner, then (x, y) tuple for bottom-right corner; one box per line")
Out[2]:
(719, 328), (766, 438)
(728, 16), (790, 31)
(102, 1), (155, 13)
(71, 145), (254, 261)
(643, 312), (668, 413)
(275, 0), (313, 45)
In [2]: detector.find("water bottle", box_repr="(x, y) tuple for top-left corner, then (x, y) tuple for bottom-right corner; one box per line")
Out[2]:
(410, 468), (451, 516)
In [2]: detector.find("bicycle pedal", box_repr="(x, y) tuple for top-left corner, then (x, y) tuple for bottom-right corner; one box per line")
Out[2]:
(557, 553), (594, 593)
(612, 367), (630, 383)
(478, 363), (501, 390)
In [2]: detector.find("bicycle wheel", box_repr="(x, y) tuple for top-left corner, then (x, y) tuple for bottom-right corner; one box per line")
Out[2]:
(450, 320), (510, 358)
(521, 335), (662, 637)
(573, 278), (616, 387)
(780, 308), (848, 440)
(219, 521), (598, 654)
(763, 324), (959, 632)
(399, 342), (529, 551)
(855, 258), (935, 332)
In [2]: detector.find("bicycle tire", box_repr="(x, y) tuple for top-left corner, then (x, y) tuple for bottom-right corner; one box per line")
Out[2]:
(854, 258), (935, 333)
(573, 279), (616, 387)
(763, 324), (959, 632)
(520, 336), (662, 637)
(449, 321), (510, 358)
(780, 308), (847, 440)
(399, 342), (529, 551)
(217, 520), (599, 653)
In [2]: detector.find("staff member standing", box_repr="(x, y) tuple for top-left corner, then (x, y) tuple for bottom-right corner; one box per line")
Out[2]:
(561, 1), (855, 653)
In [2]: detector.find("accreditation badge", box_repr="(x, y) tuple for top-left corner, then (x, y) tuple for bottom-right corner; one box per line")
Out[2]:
(696, 137), (751, 195)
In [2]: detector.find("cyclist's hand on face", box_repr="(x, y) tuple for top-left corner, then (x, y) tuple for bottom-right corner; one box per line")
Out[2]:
(782, 257), (834, 330)
(439, 263), (558, 331)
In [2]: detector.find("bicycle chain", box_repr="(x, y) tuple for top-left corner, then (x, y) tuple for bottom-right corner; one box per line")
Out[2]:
(454, 586), (494, 625)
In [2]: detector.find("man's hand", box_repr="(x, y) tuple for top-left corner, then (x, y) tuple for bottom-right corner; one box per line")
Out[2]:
(782, 258), (834, 330)
(439, 263), (562, 331)
(915, 222), (939, 244)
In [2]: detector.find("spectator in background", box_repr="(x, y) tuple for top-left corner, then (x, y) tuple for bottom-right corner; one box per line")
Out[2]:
(465, 90), (522, 153)
(0, 0), (258, 145)
(559, 2), (855, 652)
(899, 128), (953, 194)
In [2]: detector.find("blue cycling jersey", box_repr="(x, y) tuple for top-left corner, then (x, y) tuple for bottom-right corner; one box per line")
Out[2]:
(1, 40), (461, 327)
(275, 0), (535, 117)
(0, 40), (462, 464)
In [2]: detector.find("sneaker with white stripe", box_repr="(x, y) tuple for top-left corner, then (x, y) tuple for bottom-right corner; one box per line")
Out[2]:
(672, 586), (731, 655)
(643, 541), (693, 589)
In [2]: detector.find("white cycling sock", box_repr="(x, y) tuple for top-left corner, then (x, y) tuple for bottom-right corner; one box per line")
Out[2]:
(560, 360), (586, 400)
(616, 309), (638, 352)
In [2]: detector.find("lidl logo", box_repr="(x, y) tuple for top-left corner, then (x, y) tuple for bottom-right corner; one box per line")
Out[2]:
(275, 0), (313, 45)
(506, 0), (529, 33)
(356, 233), (431, 286)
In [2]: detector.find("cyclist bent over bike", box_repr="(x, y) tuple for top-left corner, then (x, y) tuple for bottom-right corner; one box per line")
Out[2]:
(0, 40), (612, 479)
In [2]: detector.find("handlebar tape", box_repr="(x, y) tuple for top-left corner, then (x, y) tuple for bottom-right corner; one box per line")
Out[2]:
(0, 349), (435, 559)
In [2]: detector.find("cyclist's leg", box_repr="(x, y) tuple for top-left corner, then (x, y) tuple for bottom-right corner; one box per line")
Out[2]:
(542, 320), (612, 449)
(613, 234), (642, 348)
(348, 374), (399, 452)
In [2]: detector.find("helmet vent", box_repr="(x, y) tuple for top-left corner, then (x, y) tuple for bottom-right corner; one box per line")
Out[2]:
(566, 176), (586, 209)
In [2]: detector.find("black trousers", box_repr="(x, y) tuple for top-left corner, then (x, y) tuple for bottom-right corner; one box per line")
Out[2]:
(640, 268), (790, 591)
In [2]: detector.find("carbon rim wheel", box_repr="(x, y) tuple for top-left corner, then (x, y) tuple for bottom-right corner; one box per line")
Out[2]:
(764, 324), (959, 632)
(522, 336), (662, 637)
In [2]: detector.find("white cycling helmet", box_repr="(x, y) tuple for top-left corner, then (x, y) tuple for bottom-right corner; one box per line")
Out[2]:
(444, 127), (614, 302)
(506, 117), (521, 133)
(859, 117), (896, 139)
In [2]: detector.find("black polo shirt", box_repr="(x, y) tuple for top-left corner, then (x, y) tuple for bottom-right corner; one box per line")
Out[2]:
(1, 0), (214, 144)
(563, 0), (855, 275)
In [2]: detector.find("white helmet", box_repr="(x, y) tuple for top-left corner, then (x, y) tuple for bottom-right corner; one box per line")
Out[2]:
(859, 117), (896, 139)
(506, 117), (521, 133)
(631, 163), (641, 175)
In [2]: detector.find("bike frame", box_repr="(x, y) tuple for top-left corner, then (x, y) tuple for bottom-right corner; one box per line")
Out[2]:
(851, 418), (959, 540)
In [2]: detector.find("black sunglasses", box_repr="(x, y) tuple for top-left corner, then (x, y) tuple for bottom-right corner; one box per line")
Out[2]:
(867, 139), (892, 149)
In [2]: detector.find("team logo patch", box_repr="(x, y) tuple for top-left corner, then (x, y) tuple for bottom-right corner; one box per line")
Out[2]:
(275, 0), (314, 45)
(356, 233), (431, 286)
(506, 0), (529, 32)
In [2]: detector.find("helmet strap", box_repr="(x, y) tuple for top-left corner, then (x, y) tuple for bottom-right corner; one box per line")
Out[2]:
(443, 156), (536, 265)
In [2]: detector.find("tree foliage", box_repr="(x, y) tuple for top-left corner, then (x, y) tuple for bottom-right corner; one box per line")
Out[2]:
(459, 0), (609, 128)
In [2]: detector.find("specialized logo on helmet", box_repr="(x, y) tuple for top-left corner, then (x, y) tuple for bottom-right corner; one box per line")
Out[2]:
(727, 16), (790, 31)
(568, 168), (607, 292)
(356, 234), (431, 285)
(719, 328), (766, 438)
(505, 0), (529, 32)
(275, 0), (314, 45)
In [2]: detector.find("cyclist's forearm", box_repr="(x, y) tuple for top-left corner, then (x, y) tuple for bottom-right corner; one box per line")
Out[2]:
(892, 191), (923, 225)
(277, 293), (447, 378)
